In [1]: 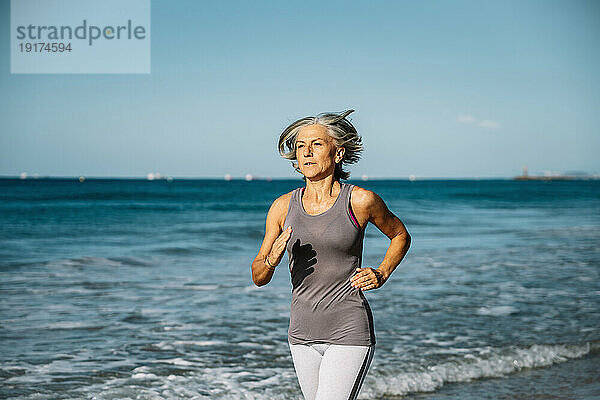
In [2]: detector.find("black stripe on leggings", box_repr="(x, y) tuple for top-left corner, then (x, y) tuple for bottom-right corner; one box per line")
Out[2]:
(348, 346), (373, 400)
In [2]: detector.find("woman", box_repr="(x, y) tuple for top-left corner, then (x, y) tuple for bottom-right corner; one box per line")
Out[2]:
(251, 109), (411, 400)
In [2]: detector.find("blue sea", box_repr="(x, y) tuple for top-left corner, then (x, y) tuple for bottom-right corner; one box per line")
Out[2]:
(1, 178), (599, 400)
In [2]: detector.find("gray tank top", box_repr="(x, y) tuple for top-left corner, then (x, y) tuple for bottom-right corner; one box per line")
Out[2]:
(283, 181), (376, 346)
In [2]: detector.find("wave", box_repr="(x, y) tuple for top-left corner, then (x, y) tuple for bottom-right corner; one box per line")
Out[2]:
(2, 340), (597, 399)
(1, 255), (155, 270)
(174, 226), (264, 240)
(51, 255), (155, 268)
(3, 192), (190, 202)
(152, 245), (212, 255)
(360, 340), (598, 398)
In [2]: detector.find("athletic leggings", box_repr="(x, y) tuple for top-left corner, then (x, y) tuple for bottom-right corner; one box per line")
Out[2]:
(288, 341), (375, 400)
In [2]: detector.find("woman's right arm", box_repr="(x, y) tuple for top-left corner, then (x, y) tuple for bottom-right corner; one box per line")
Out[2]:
(251, 194), (293, 287)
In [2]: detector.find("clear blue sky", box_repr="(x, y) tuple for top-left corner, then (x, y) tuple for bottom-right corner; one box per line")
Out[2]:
(1, 0), (598, 178)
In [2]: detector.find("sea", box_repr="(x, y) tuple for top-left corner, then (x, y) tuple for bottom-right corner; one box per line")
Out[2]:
(1, 177), (599, 400)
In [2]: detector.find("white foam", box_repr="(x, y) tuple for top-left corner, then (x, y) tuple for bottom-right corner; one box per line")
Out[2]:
(476, 305), (519, 316)
(153, 323), (201, 332)
(182, 284), (220, 291)
(158, 357), (194, 366)
(172, 340), (227, 346)
(154, 340), (227, 350)
(8, 340), (595, 399)
(359, 341), (593, 398)
(131, 372), (159, 380)
(44, 321), (94, 329)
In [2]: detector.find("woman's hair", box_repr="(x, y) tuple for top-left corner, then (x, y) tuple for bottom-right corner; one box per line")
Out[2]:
(278, 109), (363, 181)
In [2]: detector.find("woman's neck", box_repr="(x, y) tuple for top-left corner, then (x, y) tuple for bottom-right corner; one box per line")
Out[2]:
(303, 177), (341, 202)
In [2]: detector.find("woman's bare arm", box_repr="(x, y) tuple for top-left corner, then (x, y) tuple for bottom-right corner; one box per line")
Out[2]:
(251, 193), (292, 287)
(350, 188), (411, 289)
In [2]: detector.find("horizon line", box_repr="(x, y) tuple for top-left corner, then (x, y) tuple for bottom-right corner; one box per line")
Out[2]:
(2, 174), (599, 181)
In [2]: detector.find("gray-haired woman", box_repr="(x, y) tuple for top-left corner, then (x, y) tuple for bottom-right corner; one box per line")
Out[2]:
(251, 109), (411, 400)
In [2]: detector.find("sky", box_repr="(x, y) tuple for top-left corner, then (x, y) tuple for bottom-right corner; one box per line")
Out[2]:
(1, 0), (599, 179)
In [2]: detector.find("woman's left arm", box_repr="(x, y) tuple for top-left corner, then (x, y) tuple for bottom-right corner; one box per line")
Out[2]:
(350, 189), (411, 290)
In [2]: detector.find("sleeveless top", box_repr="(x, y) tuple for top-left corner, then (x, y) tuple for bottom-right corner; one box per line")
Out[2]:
(283, 181), (376, 346)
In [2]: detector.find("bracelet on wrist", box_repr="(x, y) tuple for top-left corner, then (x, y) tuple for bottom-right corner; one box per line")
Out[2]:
(265, 256), (276, 270)
(374, 269), (385, 286)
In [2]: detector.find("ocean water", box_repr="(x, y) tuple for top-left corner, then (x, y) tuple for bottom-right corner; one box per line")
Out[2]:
(1, 178), (599, 400)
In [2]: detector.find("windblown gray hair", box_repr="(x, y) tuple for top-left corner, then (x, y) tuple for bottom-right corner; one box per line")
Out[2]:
(278, 109), (363, 181)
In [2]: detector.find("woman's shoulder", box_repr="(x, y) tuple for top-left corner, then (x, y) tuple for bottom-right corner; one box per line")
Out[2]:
(348, 184), (385, 212)
(267, 188), (297, 226)
(272, 189), (296, 209)
(348, 183), (374, 204)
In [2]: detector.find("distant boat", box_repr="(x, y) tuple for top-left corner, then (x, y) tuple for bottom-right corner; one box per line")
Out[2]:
(147, 173), (172, 181)
(513, 174), (574, 181)
(513, 166), (592, 181)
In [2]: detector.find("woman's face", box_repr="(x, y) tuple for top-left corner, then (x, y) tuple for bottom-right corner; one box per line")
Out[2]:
(296, 124), (343, 180)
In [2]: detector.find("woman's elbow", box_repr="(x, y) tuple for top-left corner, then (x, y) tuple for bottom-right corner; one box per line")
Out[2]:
(252, 276), (267, 287)
(251, 264), (269, 287)
(251, 270), (262, 287)
(398, 230), (411, 249)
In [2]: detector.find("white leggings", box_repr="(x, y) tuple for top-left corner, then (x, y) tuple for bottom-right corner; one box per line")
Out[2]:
(288, 341), (375, 400)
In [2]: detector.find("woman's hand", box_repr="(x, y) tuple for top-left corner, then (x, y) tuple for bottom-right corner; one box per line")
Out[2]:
(349, 267), (386, 291)
(267, 226), (293, 266)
